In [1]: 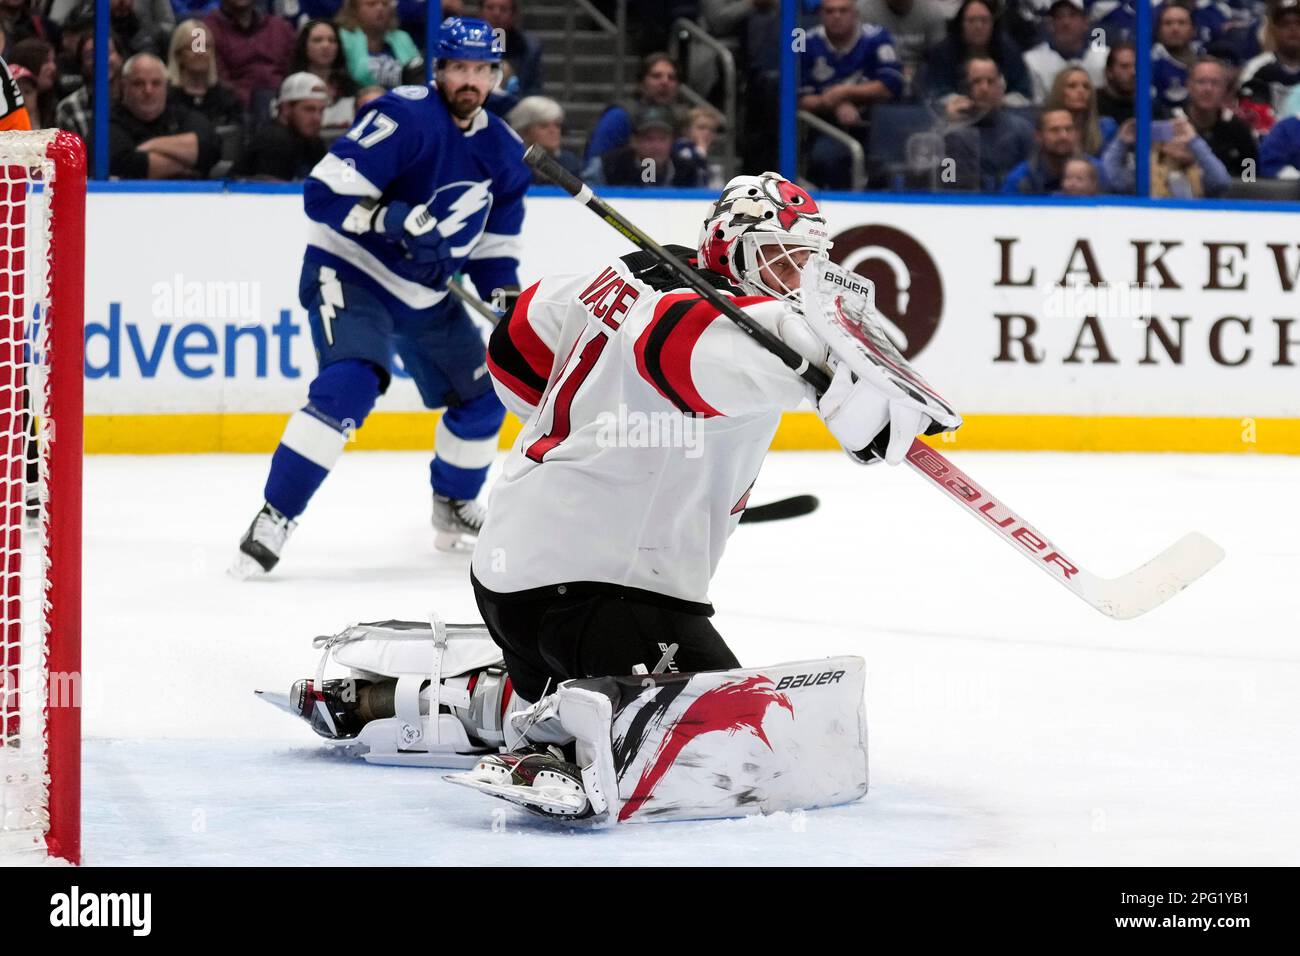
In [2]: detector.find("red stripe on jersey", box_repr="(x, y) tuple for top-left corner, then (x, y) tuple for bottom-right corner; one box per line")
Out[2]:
(635, 294), (772, 418)
(506, 282), (552, 380)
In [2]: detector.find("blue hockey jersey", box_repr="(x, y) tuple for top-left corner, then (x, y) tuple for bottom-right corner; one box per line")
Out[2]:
(303, 84), (531, 313)
(798, 24), (904, 100)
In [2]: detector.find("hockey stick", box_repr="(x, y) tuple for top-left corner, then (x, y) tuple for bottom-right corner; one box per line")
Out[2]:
(446, 275), (500, 325)
(739, 494), (820, 524)
(523, 145), (1225, 619)
(452, 260), (818, 526)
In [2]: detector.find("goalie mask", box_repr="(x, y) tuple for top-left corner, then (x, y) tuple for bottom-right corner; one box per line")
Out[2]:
(697, 173), (831, 303)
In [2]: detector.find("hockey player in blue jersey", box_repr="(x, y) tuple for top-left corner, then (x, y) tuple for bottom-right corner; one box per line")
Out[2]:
(233, 17), (531, 577)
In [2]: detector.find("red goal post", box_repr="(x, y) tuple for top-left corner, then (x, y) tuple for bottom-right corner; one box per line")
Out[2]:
(0, 129), (84, 864)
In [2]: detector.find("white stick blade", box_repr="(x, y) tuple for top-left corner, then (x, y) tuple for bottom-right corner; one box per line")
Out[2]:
(1083, 532), (1226, 620)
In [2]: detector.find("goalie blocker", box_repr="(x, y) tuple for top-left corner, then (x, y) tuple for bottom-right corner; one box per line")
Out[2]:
(261, 619), (868, 823)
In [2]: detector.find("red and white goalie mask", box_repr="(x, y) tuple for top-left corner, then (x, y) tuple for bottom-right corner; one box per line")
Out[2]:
(696, 172), (831, 303)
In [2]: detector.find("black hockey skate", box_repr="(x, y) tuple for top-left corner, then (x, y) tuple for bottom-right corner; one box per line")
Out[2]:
(290, 678), (373, 740)
(231, 502), (297, 578)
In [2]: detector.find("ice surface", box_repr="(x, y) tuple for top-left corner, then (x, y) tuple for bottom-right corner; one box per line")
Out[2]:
(82, 450), (1300, 865)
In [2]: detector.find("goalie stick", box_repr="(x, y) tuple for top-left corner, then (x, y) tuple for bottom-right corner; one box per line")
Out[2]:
(447, 274), (818, 526)
(523, 146), (1225, 619)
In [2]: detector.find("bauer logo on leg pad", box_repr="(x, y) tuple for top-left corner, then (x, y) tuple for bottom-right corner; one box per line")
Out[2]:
(557, 656), (868, 825)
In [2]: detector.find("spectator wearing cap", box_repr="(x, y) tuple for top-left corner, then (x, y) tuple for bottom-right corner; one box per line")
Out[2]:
(1045, 64), (1114, 155)
(925, 0), (1032, 105)
(942, 56), (1035, 191)
(582, 105), (693, 187)
(167, 19), (242, 128)
(1102, 114), (1230, 196)
(109, 51), (220, 178)
(856, 0), (945, 100)
(1001, 107), (1103, 193)
(1240, 0), (1300, 115)
(203, 0), (295, 109)
(1185, 57), (1257, 181)
(233, 70), (328, 180)
(585, 52), (688, 162)
(479, 0), (542, 97)
(291, 18), (357, 140)
(335, 0), (421, 90)
(506, 94), (580, 181)
(798, 0), (903, 189)
(1023, 0), (1108, 104)
(57, 30), (123, 140)
(1096, 41), (1135, 126)
(1152, 1), (1200, 115)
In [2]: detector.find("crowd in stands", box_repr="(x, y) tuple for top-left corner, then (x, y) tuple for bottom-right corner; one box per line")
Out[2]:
(7, 0), (1300, 195)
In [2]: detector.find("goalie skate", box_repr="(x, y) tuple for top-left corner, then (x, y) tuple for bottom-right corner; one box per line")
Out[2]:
(432, 494), (485, 552)
(445, 748), (592, 819)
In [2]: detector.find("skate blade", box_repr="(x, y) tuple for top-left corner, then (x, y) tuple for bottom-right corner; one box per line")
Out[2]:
(443, 771), (588, 816)
(434, 531), (475, 553)
(253, 689), (296, 716)
(228, 552), (269, 580)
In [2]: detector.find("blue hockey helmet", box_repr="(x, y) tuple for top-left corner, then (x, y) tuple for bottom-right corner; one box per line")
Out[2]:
(436, 17), (502, 63)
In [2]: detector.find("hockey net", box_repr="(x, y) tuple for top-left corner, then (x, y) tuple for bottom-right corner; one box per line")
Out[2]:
(0, 130), (84, 864)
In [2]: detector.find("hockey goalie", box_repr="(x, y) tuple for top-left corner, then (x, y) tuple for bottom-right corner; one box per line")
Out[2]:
(267, 173), (955, 823)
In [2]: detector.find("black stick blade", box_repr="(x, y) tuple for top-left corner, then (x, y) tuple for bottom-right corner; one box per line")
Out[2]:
(738, 495), (820, 524)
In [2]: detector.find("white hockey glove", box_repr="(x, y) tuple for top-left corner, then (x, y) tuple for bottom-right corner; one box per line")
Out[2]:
(817, 361), (934, 465)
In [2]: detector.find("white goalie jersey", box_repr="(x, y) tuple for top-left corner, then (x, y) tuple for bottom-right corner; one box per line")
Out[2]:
(472, 249), (814, 607)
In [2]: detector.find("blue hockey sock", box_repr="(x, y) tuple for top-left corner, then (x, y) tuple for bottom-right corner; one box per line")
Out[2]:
(264, 360), (382, 519)
(430, 390), (506, 500)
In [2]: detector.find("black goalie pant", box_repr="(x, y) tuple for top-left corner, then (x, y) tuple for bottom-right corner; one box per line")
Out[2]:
(471, 575), (741, 705)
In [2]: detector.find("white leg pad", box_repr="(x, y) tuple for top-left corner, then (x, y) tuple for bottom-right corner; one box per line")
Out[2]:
(555, 656), (869, 825)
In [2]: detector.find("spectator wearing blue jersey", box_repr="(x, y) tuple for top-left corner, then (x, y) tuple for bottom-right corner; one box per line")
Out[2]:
(584, 52), (687, 161)
(1259, 112), (1300, 175)
(234, 17), (532, 573)
(1153, 1), (1200, 115)
(335, 0), (421, 89)
(1001, 107), (1101, 192)
(941, 56), (1035, 191)
(797, 0), (902, 189)
(480, 0), (543, 97)
(924, 0), (1033, 105)
(1023, 0), (1108, 103)
(1091, 1), (1237, 50)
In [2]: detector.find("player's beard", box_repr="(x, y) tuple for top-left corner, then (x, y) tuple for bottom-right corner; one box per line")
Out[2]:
(447, 86), (484, 120)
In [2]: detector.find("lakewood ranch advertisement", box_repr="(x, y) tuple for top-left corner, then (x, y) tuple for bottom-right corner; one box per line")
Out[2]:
(82, 191), (1300, 452)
